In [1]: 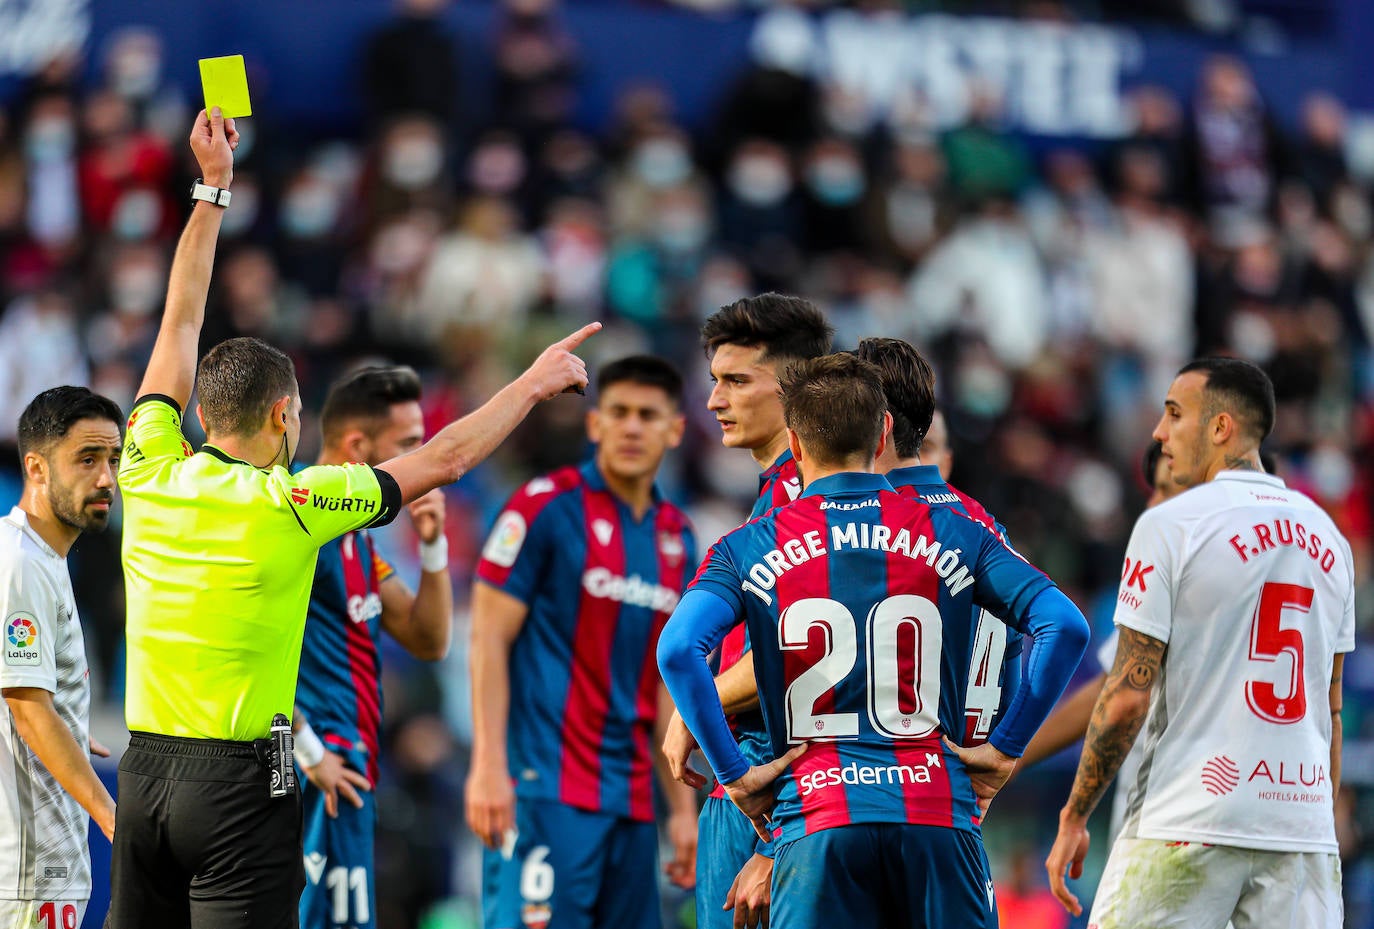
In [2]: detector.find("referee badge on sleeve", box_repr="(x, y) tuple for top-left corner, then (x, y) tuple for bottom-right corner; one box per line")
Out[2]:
(5, 613), (41, 666)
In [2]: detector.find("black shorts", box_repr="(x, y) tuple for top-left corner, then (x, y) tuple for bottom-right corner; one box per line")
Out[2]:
(104, 732), (305, 929)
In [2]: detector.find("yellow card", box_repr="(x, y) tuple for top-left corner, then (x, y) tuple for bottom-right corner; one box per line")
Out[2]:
(199, 55), (252, 118)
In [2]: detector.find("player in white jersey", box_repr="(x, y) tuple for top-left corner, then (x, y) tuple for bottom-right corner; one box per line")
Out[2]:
(1046, 358), (1352, 929)
(0, 387), (122, 927)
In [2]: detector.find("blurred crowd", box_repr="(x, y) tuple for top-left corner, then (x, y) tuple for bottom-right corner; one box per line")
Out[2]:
(1, 0), (1373, 925)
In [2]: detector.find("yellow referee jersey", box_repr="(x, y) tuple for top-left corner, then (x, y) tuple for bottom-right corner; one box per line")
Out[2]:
(118, 395), (401, 741)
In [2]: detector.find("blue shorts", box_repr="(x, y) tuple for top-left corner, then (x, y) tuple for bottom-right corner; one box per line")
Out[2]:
(695, 795), (759, 929)
(482, 798), (659, 929)
(299, 776), (376, 929)
(772, 824), (997, 929)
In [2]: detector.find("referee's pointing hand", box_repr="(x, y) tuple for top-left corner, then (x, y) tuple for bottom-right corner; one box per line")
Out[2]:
(520, 322), (602, 401)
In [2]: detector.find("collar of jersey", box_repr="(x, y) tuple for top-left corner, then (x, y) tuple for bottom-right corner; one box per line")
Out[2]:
(201, 443), (258, 469)
(799, 471), (894, 499)
(579, 460), (664, 504)
(762, 447), (795, 479)
(1213, 470), (1285, 488)
(886, 463), (942, 490)
(5, 506), (58, 559)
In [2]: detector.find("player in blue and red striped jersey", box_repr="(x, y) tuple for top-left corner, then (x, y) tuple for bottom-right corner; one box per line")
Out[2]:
(295, 365), (455, 929)
(854, 337), (1026, 749)
(659, 354), (1089, 929)
(659, 293), (833, 929)
(465, 356), (700, 929)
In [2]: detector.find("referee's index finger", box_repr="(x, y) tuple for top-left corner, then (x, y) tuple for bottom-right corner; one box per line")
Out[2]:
(556, 321), (602, 351)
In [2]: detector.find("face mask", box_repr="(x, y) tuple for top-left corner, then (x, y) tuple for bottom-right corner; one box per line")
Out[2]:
(111, 190), (161, 240)
(383, 138), (444, 190)
(111, 49), (161, 99)
(111, 264), (163, 317)
(632, 139), (691, 188)
(728, 156), (792, 207)
(282, 181), (340, 240)
(1309, 445), (1353, 499)
(654, 208), (708, 253)
(807, 157), (865, 207)
(25, 118), (75, 163)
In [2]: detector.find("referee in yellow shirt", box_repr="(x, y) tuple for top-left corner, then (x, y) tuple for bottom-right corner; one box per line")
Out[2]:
(106, 109), (599, 929)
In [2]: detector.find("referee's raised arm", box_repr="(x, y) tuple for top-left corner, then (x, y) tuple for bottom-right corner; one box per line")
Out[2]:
(137, 108), (240, 408)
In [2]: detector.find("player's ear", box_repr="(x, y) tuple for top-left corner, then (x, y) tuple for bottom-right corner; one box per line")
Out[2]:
(787, 428), (804, 465)
(195, 403), (208, 433)
(586, 407), (602, 445)
(22, 449), (47, 486)
(665, 411), (686, 449)
(341, 428), (369, 464)
(874, 411), (892, 462)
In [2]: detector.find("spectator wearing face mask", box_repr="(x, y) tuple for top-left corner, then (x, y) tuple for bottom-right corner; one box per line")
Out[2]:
(717, 138), (802, 288)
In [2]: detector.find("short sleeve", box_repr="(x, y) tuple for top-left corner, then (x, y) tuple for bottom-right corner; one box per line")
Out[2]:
(1111, 507), (1177, 645)
(119, 395), (193, 489)
(277, 463), (400, 543)
(1096, 630), (1120, 672)
(0, 555), (58, 692)
(476, 498), (556, 607)
(686, 535), (746, 615)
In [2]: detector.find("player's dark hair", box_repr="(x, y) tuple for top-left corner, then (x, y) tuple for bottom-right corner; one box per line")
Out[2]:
(854, 337), (936, 460)
(321, 365), (423, 445)
(17, 387), (123, 461)
(196, 337), (298, 437)
(781, 354), (887, 467)
(701, 293), (834, 366)
(1177, 357), (1275, 443)
(1141, 440), (1164, 489)
(596, 355), (683, 407)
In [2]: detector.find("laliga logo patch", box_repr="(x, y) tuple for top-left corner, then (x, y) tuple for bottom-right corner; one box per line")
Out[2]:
(483, 511), (527, 569)
(5, 614), (40, 667)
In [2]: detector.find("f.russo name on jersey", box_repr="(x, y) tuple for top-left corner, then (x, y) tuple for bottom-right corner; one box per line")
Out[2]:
(742, 523), (975, 605)
(1229, 519), (1339, 573)
(797, 755), (943, 797)
(581, 567), (679, 611)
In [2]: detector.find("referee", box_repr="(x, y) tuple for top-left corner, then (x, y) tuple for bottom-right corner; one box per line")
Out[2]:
(106, 109), (598, 929)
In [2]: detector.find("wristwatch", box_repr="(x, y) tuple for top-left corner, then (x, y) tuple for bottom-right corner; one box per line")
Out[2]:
(189, 178), (231, 208)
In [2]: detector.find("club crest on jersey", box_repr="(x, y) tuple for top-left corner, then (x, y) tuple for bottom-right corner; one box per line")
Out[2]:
(522, 903), (552, 929)
(591, 518), (615, 547)
(5, 613), (39, 666)
(483, 511), (527, 568)
(658, 531), (684, 564)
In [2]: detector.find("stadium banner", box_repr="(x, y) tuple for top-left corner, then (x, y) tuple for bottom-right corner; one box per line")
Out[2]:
(0, 1), (1357, 140)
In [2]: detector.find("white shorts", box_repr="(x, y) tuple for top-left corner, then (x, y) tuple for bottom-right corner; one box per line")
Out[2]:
(0, 898), (89, 928)
(1089, 838), (1342, 929)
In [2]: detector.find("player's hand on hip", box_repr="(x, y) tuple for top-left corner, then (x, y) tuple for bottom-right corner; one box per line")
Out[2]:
(942, 736), (1016, 819)
(662, 710), (708, 790)
(520, 322), (601, 401)
(464, 761), (517, 850)
(725, 853), (773, 929)
(407, 488), (446, 544)
(724, 743), (807, 843)
(662, 808), (698, 889)
(303, 749), (371, 818)
(189, 107), (238, 189)
(1045, 809), (1090, 917)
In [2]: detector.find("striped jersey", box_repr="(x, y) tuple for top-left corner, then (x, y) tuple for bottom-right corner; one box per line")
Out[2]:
(0, 507), (90, 901)
(296, 530), (395, 785)
(711, 449), (801, 800)
(476, 462), (696, 821)
(887, 465), (1024, 746)
(689, 472), (1053, 844)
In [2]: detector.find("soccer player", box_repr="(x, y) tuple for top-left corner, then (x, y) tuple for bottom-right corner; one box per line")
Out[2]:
(661, 294), (833, 929)
(659, 354), (1089, 929)
(1046, 358), (1353, 928)
(855, 337), (1024, 751)
(109, 109), (595, 928)
(295, 366), (454, 929)
(466, 356), (699, 929)
(0, 387), (121, 929)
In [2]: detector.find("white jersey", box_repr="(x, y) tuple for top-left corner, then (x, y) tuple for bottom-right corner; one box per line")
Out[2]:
(0, 507), (91, 901)
(1114, 472), (1355, 854)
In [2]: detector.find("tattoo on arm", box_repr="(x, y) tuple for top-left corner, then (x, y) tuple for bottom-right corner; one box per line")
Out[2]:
(1066, 628), (1166, 819)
